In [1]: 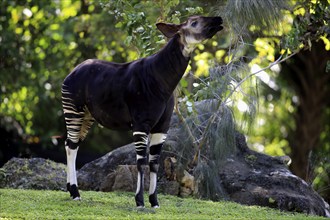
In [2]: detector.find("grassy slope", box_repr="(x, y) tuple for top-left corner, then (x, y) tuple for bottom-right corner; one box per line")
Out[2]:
(0, 189), (327, 220)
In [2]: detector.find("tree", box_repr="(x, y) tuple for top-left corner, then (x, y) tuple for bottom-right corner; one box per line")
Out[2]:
(219, 0), (330, 201)
(280, 0), (330, 201)
(282, 41), (330, 180)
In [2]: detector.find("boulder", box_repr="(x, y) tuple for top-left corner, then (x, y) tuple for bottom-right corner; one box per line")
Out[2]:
(0, 157), (66, 190)
(77, 144), (136, 191)
(99, 165), (150, 192)
(219, 132), (330, 217)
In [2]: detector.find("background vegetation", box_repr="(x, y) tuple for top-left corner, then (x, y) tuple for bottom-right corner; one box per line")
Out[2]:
(0, 0), (329, 203)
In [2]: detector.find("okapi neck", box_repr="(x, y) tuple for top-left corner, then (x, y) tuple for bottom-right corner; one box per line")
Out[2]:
(149, 34), (190, 93)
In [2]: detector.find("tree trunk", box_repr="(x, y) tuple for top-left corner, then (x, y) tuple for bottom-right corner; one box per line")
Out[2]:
(282, 41), (330, 181)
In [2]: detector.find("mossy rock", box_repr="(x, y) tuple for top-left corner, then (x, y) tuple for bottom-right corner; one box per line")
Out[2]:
(0, 157), (66, 190)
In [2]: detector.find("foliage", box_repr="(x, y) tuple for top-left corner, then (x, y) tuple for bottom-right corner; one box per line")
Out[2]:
(0, 0), (134, 156)
(223, 0), (288, 36)
(100, 0), (204, 58)
(0, 189), (326, 219)
(282, 0), (330, 51)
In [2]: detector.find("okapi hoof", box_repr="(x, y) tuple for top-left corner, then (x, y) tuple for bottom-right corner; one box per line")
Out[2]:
(135, 194), (145, 208)
(73, 196), (81, 201)
(68, 184), (81, 200)
(149, 193), (159, 208)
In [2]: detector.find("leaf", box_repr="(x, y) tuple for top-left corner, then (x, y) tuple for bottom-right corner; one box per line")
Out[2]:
(180, 79), (188, 88)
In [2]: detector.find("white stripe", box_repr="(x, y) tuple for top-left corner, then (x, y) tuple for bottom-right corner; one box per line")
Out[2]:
(66, 146), (79, 186)
(66, 124), (82, 128)
(150, 133), (166, 146)
(66, 147), (71, 184)
(62, 100), (76, 104)
(149, 172), (157, 195)
(66, 120), (83, 125)
(136, 154), (145, 160)
(67, 132), (81, 138)
(61, 90), (72, 94)
(133, 131), (148, 136)
(65, 117), (83, 121)
(67, 131), (81, 136)
(136, 172), (143, 195)
(63, 110), (85, 115)
(66, 124), (83, 128)
(135, 145), (146, 149)
(62, 105), (76, 110)
(62, 105), (79, 112)
(67, 131), (80, 135)
(135, 141), (148, 145)
(149, 154), (158, 162)
(61, 97), (74, 101)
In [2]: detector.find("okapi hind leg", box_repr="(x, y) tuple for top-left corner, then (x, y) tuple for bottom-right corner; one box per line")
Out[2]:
(62, 86), (94, 200)
(148, 133), (166, 208)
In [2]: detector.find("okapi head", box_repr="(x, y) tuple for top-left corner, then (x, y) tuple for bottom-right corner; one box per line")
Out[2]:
(156, 15), (223, 57)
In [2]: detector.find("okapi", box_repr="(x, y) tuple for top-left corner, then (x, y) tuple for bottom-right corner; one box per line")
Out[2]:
(61, 15), (223, 208)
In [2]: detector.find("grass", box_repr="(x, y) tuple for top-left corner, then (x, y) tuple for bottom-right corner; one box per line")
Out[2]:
(0, 189), (327, 219)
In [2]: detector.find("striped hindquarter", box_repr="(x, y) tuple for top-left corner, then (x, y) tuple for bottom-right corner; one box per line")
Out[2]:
(61, 85), (94, 144)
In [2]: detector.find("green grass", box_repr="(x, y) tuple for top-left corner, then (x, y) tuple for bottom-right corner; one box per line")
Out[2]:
(0, 189), (327, 219)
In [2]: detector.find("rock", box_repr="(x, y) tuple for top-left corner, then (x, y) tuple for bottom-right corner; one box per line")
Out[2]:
(99, 165), (150, 192)
(164, 157), (177, 181)
(77, 144), (136, 191)
(0, 157), (66, 190)
(159, 180), (180, 195)
(179, 170), (195, 197)
(218, 132), (330, 217)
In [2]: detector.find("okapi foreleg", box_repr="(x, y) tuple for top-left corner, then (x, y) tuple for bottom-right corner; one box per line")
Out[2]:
(149, 133), (166, 208)
(133, 131), (149, 207)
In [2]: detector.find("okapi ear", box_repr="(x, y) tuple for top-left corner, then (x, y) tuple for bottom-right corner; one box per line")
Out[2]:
(156, 23), (180, 38)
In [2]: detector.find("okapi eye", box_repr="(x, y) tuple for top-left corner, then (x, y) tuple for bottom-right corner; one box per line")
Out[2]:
(191, 21), (198, 27)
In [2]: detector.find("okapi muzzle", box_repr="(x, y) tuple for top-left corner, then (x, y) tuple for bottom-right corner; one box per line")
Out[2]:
(202, 16), (224, 39)
(157, 16), (223, 57)
(62, 15), (223, 208)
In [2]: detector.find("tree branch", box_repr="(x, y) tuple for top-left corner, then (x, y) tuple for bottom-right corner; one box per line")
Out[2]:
(189, 50), (299, 168)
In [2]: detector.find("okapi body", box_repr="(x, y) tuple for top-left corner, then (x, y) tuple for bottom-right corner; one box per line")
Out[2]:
(62, 15), (223, 208)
